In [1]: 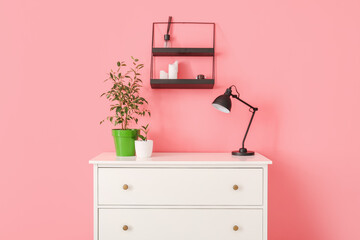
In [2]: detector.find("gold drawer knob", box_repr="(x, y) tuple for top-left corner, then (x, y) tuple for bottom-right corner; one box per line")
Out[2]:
(123, 225), (129, 231)
(233, 225), (239, 231)
(233, 185), (239, 190)
(123, 184), (129, 190)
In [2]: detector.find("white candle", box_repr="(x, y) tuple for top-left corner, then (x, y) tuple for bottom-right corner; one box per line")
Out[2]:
(168, 61), (178, 79)
(160, 70), (168, 79)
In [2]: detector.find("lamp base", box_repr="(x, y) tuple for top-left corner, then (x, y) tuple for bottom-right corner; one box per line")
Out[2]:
(232, 151), (255, 156)
(232, 148), (255, 156)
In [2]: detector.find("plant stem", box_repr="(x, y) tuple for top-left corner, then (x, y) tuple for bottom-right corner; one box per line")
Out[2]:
(124, 113), (127, 129)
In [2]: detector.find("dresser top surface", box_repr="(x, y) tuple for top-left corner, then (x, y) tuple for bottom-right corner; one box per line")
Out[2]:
(89, 152), (272, 166)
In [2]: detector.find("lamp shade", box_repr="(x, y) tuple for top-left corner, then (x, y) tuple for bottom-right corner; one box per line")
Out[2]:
(212, 94), (231, 113)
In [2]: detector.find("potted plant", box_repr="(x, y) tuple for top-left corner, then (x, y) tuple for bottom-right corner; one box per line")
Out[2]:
(135, 124), (153, 158)
(100, 57), (150, 156)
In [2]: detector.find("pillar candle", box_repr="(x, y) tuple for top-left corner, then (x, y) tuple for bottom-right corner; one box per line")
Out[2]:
(160, 70), (168, 79)
(168, 61), (178, 79)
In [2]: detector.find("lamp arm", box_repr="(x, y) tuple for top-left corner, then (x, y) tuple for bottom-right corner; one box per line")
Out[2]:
(241, 108), (256, 149)
(231, 95), (258, 150)
(231, 95), (257, 110)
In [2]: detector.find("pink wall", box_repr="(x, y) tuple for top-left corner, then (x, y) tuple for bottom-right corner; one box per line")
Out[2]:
(1, 0), (360, 239)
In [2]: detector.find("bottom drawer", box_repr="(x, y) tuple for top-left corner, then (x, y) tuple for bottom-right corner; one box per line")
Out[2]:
(99, 208), (263, 240)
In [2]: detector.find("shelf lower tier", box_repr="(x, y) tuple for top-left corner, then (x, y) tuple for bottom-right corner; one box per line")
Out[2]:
(150, 79), (214, 89)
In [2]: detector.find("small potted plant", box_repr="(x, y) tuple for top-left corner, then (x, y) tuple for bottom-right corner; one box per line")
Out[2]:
(135, 124), (153, 158)
(100, 57), (150, 156)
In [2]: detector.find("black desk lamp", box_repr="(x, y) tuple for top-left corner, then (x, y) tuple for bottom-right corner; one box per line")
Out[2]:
(212, 85), (258, 156)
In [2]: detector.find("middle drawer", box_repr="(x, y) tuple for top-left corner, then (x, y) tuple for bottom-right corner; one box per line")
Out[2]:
(98, 168), (263, 206)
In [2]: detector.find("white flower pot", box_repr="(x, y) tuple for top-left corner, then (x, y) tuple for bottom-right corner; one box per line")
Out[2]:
(135, 140), (153, 158)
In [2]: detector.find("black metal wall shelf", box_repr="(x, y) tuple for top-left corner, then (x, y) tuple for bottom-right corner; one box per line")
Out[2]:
(150, 21), (215, 89)
(151, 79), (214, 89)
(152, 48), (214, 56)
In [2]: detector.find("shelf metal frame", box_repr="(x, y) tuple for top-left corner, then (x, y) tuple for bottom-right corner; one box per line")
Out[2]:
(150, 22), (215, 89)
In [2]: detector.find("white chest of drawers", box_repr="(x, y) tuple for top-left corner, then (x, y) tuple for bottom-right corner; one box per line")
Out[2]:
(90, 152), (272, 240)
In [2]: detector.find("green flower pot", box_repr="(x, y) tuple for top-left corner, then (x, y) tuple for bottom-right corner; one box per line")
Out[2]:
(112, 129), (139, 156)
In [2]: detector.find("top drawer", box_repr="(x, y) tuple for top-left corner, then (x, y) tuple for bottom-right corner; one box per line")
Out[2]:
(98, 168), (263, 206)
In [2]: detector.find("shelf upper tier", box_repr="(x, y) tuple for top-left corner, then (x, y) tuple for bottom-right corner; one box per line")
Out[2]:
(152, 48), (214, 56)
(150, 79), (214, 89)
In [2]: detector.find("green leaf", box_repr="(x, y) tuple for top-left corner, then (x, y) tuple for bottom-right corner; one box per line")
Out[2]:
(117, 61), (121, 67)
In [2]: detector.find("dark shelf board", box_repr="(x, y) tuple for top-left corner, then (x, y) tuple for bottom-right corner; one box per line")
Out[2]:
(151, 79), (214, 89)
(152, 48), (214, 56)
